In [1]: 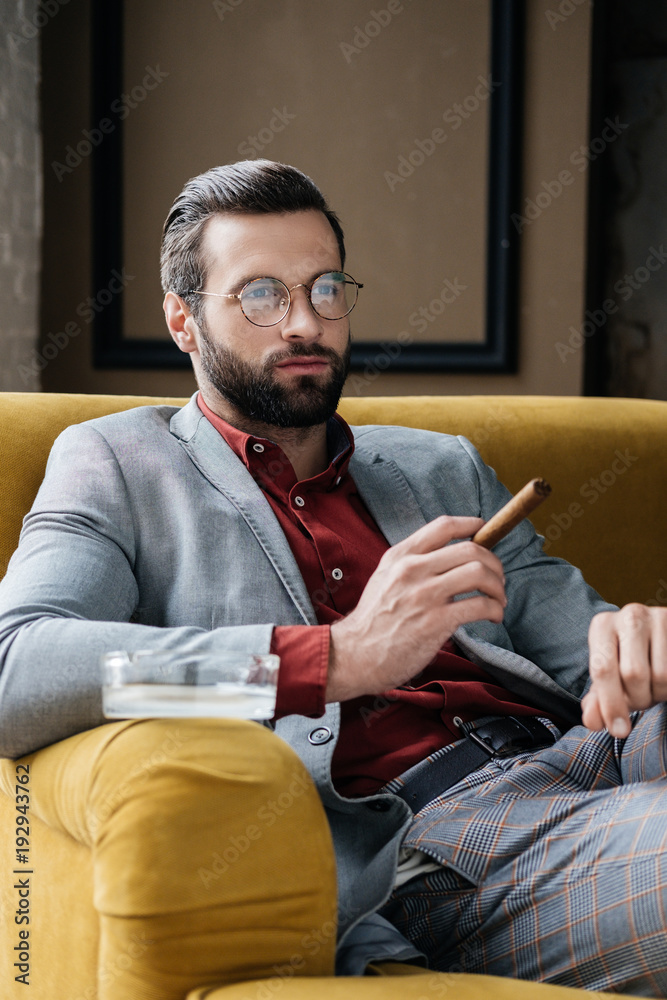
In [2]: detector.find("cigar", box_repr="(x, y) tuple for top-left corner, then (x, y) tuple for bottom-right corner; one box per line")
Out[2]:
(472, 478), (551, 549)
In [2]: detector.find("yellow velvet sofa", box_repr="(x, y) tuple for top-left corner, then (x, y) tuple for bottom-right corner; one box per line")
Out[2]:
(1, 391), (665, 1000)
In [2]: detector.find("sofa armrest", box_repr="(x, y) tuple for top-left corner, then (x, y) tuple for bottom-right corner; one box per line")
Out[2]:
(0, 779), (97, 999)
(184, 968), (609, 999)
(0, 719), (337, 999)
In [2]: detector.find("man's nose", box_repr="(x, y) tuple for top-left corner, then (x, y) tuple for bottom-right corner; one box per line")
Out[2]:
(279, 286), (323, 341)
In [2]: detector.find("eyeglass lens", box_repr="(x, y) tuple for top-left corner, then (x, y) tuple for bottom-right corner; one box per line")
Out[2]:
(240, 272), (358, 326)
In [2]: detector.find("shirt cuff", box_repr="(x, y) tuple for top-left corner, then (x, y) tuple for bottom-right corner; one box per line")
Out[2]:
(271, 624), (329, 720)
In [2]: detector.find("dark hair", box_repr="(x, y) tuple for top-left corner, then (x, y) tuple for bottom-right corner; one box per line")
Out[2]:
(160, 160), (345, 321)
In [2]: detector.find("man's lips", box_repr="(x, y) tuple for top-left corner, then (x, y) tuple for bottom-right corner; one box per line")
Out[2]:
(274, 356), (330, 374)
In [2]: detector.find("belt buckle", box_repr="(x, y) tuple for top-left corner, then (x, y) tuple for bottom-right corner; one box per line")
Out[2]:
(467, 716), (555, 759)
(466, 728), (499, 758)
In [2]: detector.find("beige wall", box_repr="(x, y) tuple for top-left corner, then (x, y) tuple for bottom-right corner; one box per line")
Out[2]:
(122, 0), (490, 351)
(40, 0), (592, 398)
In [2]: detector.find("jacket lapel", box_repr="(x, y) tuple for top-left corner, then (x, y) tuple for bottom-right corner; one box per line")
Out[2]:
(349, 440), (428, 544)
(170, 398), (317, 625)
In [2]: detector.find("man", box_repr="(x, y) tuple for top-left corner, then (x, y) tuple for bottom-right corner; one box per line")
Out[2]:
(0, 160), (666, 992)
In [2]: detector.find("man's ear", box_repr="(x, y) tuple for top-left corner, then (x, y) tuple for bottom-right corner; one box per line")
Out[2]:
(163, 292), (200, 354)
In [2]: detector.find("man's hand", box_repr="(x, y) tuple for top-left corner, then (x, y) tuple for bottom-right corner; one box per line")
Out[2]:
(326, 515), (507, 703)
(582, 604), (667, 737)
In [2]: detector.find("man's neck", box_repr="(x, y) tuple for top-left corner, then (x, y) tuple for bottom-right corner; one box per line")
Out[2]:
(199, 390), (329, 482)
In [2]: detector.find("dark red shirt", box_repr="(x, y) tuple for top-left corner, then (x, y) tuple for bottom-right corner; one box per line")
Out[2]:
(199, 396), (556, 796)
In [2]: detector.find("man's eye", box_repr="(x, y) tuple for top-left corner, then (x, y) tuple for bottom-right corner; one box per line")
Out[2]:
(314, 282), (342, 298)
(245, 284), (281, 301)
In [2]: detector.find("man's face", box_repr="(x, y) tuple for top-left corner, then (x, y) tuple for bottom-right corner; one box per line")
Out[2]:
(193, 210), (352, 429)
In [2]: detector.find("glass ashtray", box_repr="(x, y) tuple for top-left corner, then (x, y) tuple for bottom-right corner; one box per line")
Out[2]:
(102, 649), (279, 720)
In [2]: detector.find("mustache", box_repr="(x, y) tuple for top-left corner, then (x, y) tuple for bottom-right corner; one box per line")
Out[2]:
(265, 342), (346, 366)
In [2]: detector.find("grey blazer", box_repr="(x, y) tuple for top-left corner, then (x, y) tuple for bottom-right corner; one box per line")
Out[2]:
(0, 395), (615, 943)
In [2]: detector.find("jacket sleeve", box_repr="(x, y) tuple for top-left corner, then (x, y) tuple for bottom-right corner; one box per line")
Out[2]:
(0, 424), (279, 759)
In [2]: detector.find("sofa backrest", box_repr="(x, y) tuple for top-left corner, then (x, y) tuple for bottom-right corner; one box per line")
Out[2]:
(0, 392), (185, 581)
(0, 392), (665, 608)
(340, 394), (666, 609)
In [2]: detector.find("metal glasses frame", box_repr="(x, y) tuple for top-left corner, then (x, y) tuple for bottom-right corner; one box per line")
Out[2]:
(186, 272), (363, 328)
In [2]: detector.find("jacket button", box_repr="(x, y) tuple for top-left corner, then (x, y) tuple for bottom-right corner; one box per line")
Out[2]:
(308, 726), (333, 745)
(366, 800), (392, 812)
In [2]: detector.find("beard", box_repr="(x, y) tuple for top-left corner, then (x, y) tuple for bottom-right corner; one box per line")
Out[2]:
(197, 326), (351, 429)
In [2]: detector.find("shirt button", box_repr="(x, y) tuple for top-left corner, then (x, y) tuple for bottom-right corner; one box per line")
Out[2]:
(308, 727), (333, 745)
(335, 476), (342, 486)
(331, 568), (343, 581)
(294, 496), (305, 508)
(252, 442), (265, 453)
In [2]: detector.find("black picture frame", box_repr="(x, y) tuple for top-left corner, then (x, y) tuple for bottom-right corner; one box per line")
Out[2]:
(91, 0), (524, 372)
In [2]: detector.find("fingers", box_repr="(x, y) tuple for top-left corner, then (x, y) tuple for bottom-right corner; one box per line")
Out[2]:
(327, 515), (510, 702)
(394, 515), (486, 556)
(436, 592), (507, 632)
(427, 558), (507, 610)
(587, 611), (631, 737)
(387, 516), (506, 585)
(580, 689), (606, 731)
(380, 516), (507, 626)
(434, 539), (506, 587)
(650, 615), (667, 701)
(586, 605), (667, 737)
(617, 606), (653, 709)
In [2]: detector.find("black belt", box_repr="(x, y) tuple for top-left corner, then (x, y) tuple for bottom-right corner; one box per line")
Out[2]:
(394, 716), (557, 814)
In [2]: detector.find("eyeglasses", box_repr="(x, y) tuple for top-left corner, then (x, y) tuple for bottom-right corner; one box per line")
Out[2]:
(187, 271), (363, 328)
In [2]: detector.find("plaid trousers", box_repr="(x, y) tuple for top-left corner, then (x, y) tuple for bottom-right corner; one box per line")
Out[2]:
(379, 704), (667, 996)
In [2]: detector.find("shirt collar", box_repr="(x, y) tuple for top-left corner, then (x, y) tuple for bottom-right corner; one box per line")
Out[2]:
(196, 392), (354, 490)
